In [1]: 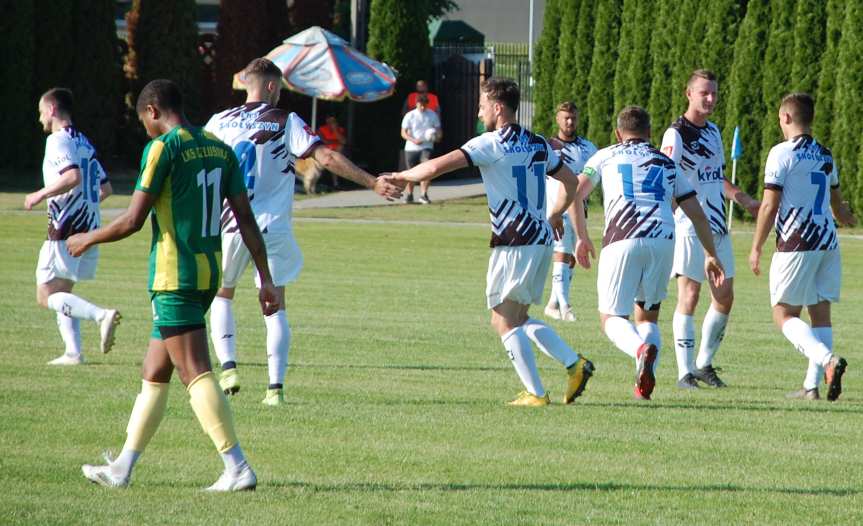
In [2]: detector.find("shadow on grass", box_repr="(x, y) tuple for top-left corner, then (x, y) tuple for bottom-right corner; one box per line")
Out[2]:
(267, 479), (860, 497)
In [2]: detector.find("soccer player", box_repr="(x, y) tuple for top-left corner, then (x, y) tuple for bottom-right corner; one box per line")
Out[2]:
(543, 101), (597, 322)
(573, 106), (724, 400)
(387, 77), (594, 406)
(68, 79), (277, 490)
(401, 94), (442, 204)
(205, 58), (402, 406)
(24, 87), (120, 365)
(661, 69), (761, 389)
(749, 92), (855, 401)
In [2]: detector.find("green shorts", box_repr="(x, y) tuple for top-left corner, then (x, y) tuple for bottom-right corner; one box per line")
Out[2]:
(150, 289), (217, 339)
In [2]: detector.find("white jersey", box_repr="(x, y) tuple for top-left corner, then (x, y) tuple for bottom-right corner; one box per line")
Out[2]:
(401, 108), (440, 152)
(205, 102), (321, 234)
(42, 126), (107, 240)
(764, 134), (839, 252)
(460, 124), (562, 247)
(661, 117), (727, 236)
(582, 139), (695, 247)
(546, 135), (596, 219)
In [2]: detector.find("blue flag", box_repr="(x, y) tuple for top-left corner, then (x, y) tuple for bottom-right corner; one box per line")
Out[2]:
(731, 126), (743, 160)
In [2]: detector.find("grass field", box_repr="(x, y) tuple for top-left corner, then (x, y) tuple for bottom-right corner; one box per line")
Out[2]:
(1, 191), (862, 525)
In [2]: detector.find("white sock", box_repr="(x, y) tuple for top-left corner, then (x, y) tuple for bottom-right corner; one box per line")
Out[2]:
(523, 318), (579, 368)
(604, 316), (644, 359)
(696, 307), (728, 369)
(209, 297), (237, 366)
(781, 317), (833, 367)
(56, 312), (82, 357)
(551, 262), (572, 309)
(805, 327), (832, 390)
(502, 327), (545, 396)
(672, 311), (695, 379)
(46, 292), (105, 322)
(637, 322), (661, 373)
(265, 310), (291, 386)
(220, 443), (247, 472)
(110, 449), (141, 479)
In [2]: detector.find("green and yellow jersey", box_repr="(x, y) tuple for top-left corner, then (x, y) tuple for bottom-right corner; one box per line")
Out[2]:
(135, 126), (245, 292)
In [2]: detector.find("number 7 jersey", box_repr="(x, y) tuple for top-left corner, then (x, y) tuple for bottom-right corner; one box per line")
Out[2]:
(582, 139), (696, 247)
(135, 126), (246, 292)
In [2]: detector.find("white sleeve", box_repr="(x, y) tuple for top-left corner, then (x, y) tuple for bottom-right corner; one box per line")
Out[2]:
(431, 112), (441, 129)
(660, 128), (683, 165)
(544, 140), (563, 175)
(581, 150), (605, 187)
(673, 166), (696, 199)
(204, 114), (219, 135)
(286, 113), (321, 159)
(46, 135), (78, 173)
(763, 146), (786, 190)
(460, 133), (495, 167)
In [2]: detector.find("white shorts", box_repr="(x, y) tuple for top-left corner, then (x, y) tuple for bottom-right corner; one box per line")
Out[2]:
(486, 245), (553, 308)
(221, 231), (303, 288)
(769, 249), (840, 307)
(35, 240), (98, 284)
(551, 213), (576, 254)
(671, 233), (736, 283)
(597, 238), (674, 316)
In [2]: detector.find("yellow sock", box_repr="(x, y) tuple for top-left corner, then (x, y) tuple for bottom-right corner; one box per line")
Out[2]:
(187, 371), (239, 453)
(123, 380), (169, 452)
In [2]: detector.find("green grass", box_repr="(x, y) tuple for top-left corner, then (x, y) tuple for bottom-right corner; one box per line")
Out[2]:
(2, 191), (862, 525)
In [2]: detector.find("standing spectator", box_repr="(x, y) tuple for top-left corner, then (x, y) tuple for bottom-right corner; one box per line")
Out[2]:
(317, 115), (347, 189)
(401, 94), (441, 204)
(402, 79), (440, 115)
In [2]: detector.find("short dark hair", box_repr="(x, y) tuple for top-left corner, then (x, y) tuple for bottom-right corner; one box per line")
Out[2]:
(617, 106), (651, 135)
(687, 69), (717, 87)
(136, 79), (183, 114)
(42, 88), (74, 115)
(417, 94), (429, 104)
(780, 92), (815, 126)
(481, 77), (520, 113)
(243, 57), (282, 80)
(556, 101), (579, 115)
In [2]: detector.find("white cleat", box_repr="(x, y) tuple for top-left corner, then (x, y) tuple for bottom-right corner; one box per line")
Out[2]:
(205, 463), (257, 492)
(99, 309), (121, 354)
(560, 306), (577, 322)
(82, 460), (129, 489)
(48, 353), (84, 365)
(544, 305), (562, 320)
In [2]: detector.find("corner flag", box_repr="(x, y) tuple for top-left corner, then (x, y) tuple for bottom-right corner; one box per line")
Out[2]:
(731, 126), (743, 160)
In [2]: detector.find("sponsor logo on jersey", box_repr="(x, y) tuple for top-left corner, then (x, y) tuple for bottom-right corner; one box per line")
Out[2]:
(697, 166), (722, 183)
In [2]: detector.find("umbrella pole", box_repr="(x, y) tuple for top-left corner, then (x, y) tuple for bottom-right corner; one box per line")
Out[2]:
(311, 97), (318, 132)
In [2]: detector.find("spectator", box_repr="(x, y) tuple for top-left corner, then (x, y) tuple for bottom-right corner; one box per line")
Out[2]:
(317, 115), (347, 189)
(402, 80), (440, 115)
(401, 94), (441, 204)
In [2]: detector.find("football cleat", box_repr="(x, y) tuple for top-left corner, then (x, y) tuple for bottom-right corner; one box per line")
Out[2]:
(261, 388), (284, 406)
(82, 453), (129, 489)
(404, 193), (414, 204)
(418, 194), (431, 204)
(507, 390), (551, 406)
(824, 356), (847, 402)
(785, 387), (820, 400)
(559, 306), (577, 322)
(219, 368), (241, 395)
(677, 373), (700, 390)
(634, 343), (658, 400)
(205, 462), (257, 492)
(99, 309), (121, 354)
(544, 305), (562, 320)
(48, 353), (84, 365)
(693, 364), (726, 388)
(563, 357), (594, 404)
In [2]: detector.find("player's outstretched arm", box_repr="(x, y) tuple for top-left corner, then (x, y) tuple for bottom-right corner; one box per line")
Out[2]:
(66, 189), (155, 256)
(385, 149), (468, 185)
(226, 191), (279, 316)
(830, 187), (857, 227)
(748, 188), (780, 276)
(723, 178), (760, 217)
(24, 168), (82, 210)
(679, 197), (725, 287)
(311, 146), (403, 200)
(573, 174), (596, 270)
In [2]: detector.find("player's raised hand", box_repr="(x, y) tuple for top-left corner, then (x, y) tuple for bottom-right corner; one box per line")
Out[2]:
(575, 238), (595, 270)
(372, 175), (403, 201)
(748, 247), (762, 276)
(66, 233), (90, 257)
(258, 281), (280, 316)
(704, 255), (725, 287)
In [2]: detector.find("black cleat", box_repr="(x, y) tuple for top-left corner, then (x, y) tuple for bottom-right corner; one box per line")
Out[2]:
(677, 373), (700, 390)
(785, 387), (820, 400)
(824, 356), (847, 402)
(693, 365), (726, 388)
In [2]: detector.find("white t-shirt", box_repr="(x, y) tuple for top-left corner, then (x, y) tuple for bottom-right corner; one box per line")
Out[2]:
(460, 124), (562, 248)
(205, 102), (320, 234)
(661, 117), (727, 236)
(401, 108), (440, 152)
(764, 134), (839, 252)
(42, 127), (107, 240)
(546, 135), (597, 219)
(582, 139), (695, 247)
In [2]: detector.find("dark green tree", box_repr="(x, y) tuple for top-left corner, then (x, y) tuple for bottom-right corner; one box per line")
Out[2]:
(586, 0), (621, 147)
(623, 0), (654, 109)
(646, 0), (678, 144)
(723, 0), (771, 198)
(613, 0), (638, 118)
(668, 0), (704, 120)
(759, 0), (798, 177)
(813, 0), (845, 145)
(790, 0), (826, 94)
(533, 0), (563, 136)
(572, 0), (596, 135)
(0, 1), (37, 172)
(552, 0), (581, 124)
(699, 0), (743, 132)
(832, 0), (863, 211)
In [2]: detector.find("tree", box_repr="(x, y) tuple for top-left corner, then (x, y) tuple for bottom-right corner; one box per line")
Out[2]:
(790, 0), (825, 94)
(533, 0), (564, 136)
(831, 0), (863, 211)
(572, 0), (596, 135)
(699, 0), (742, 132)
(723, 0), (771, 198)
(646, 0), (678, 145)
(551, 0), (580, 128)
(613, 0), (638, 119)
(0, 1), (37, 172)
(668, 0), (703, 121)
(813, 0), (845, 146)
(623, 0), (654, 109)
(586, 0), (621, 147)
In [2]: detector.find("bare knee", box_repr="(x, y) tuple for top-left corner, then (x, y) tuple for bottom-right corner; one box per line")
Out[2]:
(676, 278), (701, 314)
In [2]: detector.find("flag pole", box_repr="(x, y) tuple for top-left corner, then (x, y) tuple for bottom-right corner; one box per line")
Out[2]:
(727, 126), (742, 229)
(728, 158), (737, 229)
